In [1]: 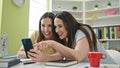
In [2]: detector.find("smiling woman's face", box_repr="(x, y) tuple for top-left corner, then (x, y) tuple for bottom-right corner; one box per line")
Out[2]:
(41, 18), (52, 40)
(54, 18), (67, 39)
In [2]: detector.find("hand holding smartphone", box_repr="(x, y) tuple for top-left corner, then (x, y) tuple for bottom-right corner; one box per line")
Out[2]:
(21, 38), (33, 58)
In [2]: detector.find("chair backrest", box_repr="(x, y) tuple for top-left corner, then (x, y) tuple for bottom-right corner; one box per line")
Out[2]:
(106, 50), (120, 64)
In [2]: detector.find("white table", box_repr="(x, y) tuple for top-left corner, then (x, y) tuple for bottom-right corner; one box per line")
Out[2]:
(11, 62), (87, 68)
(11, 62), (119, 68)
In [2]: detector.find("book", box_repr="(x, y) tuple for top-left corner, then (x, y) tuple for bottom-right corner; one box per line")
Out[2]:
(114, 26), (118, 39)
(110, 26), (115, 39)
(98, 29), (102, 39)
(2, 54), (17, 59)
(103, 27), (107, 39)
(0, 58), (20, 68)
(45, 60), (77, 67)
(107, 27), (110, 39)
(20, 59), (35, 65)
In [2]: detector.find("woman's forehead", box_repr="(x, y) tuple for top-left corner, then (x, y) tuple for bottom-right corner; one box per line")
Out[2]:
(41, 18), (52, 24)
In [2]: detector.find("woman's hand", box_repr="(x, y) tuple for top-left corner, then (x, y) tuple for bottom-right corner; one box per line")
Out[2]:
(28, 49), (47, 62)
(37, 40), (54, 51)
(33, 43), (39, 50)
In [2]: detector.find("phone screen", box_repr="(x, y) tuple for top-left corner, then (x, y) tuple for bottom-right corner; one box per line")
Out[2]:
(21, 38), (33, 58)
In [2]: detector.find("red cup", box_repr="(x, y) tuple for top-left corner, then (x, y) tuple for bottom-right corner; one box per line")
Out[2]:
(88, 52), (106, 67)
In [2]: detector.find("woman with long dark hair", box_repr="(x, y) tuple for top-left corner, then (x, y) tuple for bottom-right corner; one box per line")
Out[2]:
(17, 12), (62, 59)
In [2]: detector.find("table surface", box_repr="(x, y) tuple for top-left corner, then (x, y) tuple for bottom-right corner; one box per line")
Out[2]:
(11, 62), (120, 68)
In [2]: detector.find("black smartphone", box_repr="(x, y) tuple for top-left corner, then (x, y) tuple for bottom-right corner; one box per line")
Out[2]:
(21, 38), (33, 58)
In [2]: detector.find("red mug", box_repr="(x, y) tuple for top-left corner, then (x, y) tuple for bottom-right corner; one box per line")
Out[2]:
(88, 52), (106, 67)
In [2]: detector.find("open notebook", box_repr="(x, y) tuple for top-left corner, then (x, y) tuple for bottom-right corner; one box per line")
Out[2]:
(45, 60), (77, 67)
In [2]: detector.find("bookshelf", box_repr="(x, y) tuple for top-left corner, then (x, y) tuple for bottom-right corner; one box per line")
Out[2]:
(50, 0), (120, 51)
(50, 0), (83, 23)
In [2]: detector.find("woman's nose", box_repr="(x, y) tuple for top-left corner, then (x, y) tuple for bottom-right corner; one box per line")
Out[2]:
(55, 28), (59, 33)
(44, 27), (49, 31)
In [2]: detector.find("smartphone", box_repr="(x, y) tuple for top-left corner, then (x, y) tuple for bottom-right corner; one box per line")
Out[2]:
(21, 38), (33, 58)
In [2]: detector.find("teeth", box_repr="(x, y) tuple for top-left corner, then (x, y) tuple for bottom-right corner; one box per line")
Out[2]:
(45, 33), (49, 34)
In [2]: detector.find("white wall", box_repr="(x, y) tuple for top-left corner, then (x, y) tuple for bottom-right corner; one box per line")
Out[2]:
(29, 0), (47, 37)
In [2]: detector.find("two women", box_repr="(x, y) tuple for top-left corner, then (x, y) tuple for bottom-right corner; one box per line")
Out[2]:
(20, 11), (116, 64)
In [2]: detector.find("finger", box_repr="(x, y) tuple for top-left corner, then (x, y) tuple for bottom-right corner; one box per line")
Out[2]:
(45, 41), (49, 49)
(28, 52), (35, 59)
(35, 50), (42, 54)
(29, 49), (36, 53)
(41, 41), (49, 50)
(42, 43), (47, 50)
(28, 50), (38, 58)
(33, 43), (38, 48)
(28, 54), (37, 62)
(31, 58), (37, 62)
(38, 42), (46, 50)
(28, 50), (42, 62)
(37, 42), (43, 50)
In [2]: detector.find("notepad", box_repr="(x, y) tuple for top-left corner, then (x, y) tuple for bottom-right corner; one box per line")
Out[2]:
(45, 60), (77, 67)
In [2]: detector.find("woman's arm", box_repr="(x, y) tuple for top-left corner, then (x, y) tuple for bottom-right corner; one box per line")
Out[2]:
(38, 37), (89, 62)
(28, 49), (64, 62)
(17, 46), (27, 58)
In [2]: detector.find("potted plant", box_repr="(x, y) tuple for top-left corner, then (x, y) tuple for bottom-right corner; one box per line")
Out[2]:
(94, 4), (99, 10)
(57, 6), (61, 10)
(107, 1), (111, 8)
(72, 6), (78, 10)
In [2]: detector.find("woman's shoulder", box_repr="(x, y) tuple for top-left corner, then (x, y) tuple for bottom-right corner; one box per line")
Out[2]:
(30, 30), (39, 44)
(76, 30), (85, 36)
(75, 30), (86, 42)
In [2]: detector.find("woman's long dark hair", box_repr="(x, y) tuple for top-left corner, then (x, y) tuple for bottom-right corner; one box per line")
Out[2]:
(54, 11), (98, 51)
(37, 12), (64, 44)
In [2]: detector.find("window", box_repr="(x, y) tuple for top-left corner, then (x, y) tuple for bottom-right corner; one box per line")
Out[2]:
(29, 0), (47, 37)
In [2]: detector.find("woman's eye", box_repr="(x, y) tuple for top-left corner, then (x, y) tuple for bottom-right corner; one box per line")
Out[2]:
(58, 25), (62, 28)
(41, 24), (45, 27)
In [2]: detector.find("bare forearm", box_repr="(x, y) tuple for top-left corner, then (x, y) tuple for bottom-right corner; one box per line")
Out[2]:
(17, 51), (26, 58)
(44, 52), (64, 62)
(52, 41), (80, 60)
(51, 38), (89, 62)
